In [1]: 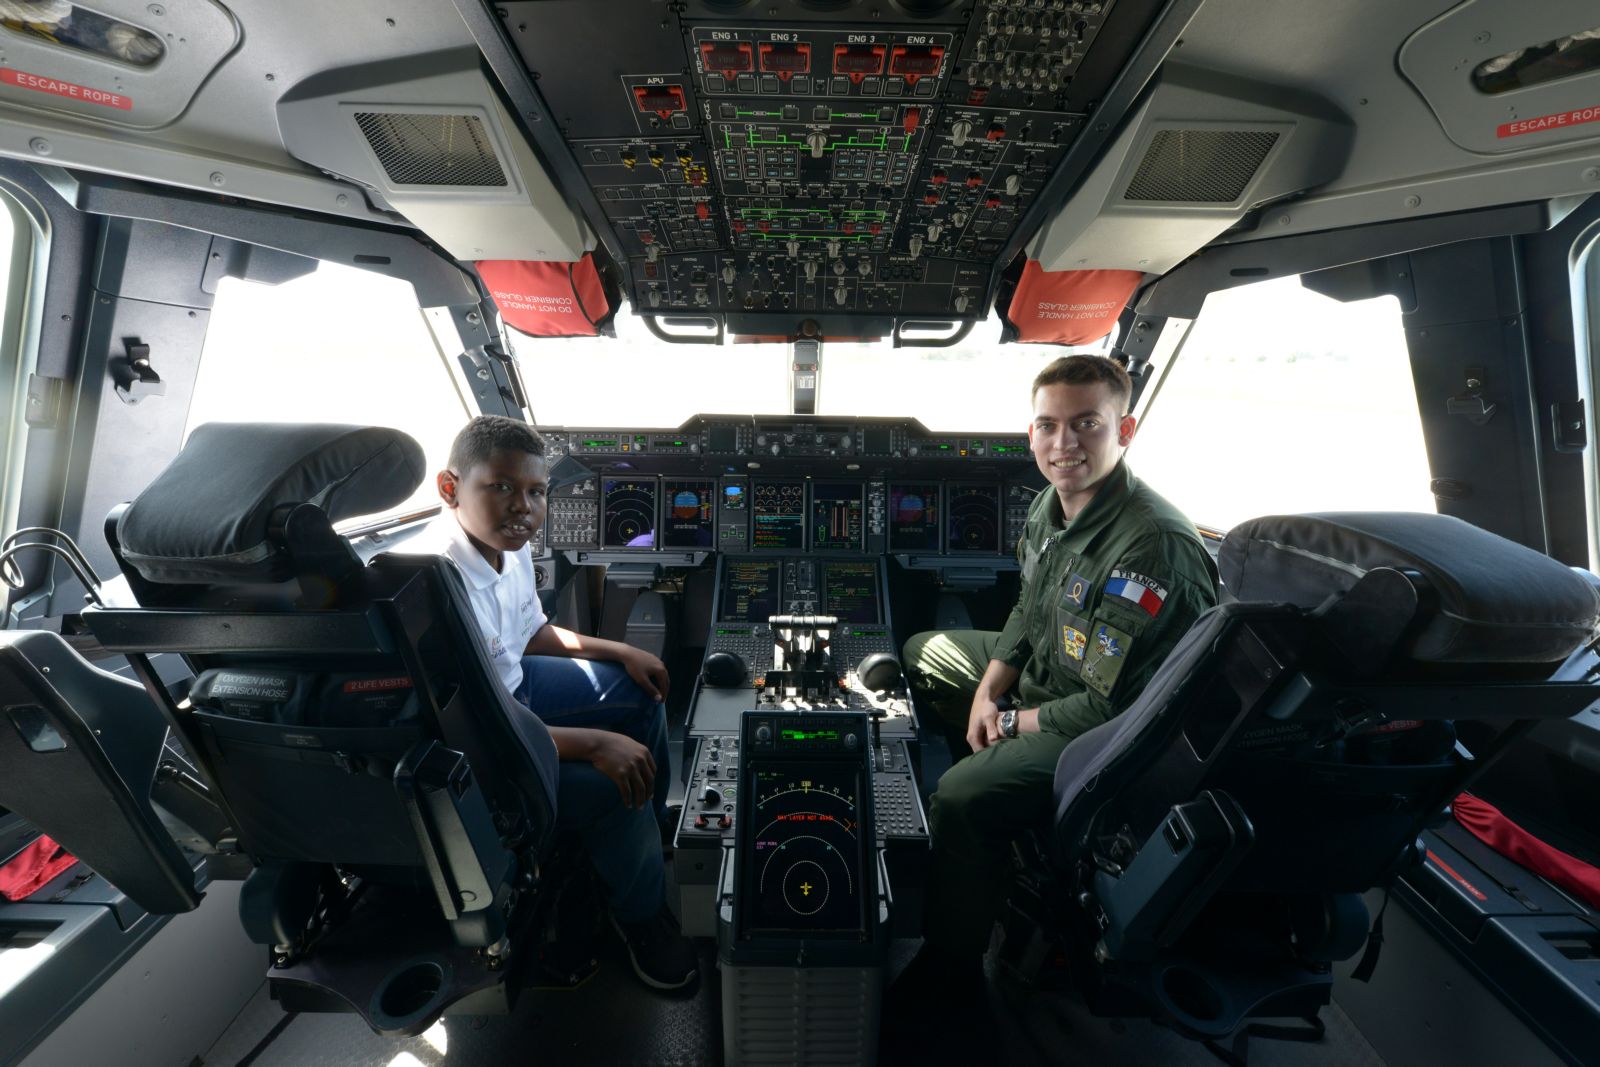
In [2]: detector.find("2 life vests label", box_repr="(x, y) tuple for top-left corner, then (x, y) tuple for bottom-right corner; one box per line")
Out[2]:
(1497, 104), (1600, 139)
(0, 68), (132, 110)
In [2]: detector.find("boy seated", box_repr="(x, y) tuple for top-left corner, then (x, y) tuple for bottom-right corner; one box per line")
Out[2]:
(408, 415), (697, 992)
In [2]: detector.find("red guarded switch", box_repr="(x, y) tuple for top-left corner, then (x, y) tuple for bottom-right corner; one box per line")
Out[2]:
(695, 202), (710, 221)
(903, 107), (921, 135)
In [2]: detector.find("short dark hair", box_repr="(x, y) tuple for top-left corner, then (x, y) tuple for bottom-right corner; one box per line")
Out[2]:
(448, 415), (546, 473)
(1031, 355), (1133, 414)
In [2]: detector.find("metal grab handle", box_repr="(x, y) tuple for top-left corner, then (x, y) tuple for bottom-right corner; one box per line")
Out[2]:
(0, 527), (105, 606)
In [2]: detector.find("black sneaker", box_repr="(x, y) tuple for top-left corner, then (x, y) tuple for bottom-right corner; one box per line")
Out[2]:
(610, 908), (699, 993)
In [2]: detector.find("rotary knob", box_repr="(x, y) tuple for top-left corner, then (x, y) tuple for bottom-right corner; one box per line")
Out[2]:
(721, 264), (736, 285)
(806, 131), (827, 159)
(834, 285), (848, 306)
(951, 119), (973, 148)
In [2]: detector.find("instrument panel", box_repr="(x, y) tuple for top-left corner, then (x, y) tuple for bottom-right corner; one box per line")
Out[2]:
(538, 415), (1039, 559)
(506, 0), (1152, 327)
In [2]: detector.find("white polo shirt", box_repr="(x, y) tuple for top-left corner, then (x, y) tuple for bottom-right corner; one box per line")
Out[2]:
(402, 509), (547, 694)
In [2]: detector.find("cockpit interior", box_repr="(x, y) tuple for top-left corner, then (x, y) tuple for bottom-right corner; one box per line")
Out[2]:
(3, 1), (1600, 1065)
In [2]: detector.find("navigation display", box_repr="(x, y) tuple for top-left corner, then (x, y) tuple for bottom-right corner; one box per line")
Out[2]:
(662, 479), (714, 547)
(739, 763), (868, 936)
(602, 478), (657, 548)
(721, 559), (783, 622)
(823, 561), (879, 623)
(752, 480), (805, 550)
(811, 482), (863, 551)
(888, 483), (940, 551)
(946, 483), (1002, 553)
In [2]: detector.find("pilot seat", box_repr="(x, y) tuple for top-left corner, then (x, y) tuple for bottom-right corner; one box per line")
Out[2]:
(1005, 512), (1600, 1061)
(3, 422), (564, 1035)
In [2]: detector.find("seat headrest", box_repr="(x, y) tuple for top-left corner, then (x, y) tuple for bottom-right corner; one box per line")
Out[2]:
(1219, 512), (1600, 664)
(117, 423), (426, 584)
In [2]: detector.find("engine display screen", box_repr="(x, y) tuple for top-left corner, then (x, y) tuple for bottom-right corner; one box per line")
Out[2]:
(721, 559), (783, 622)
(752, 481), (805, 550)
(823, 561), (879, 624)
(888, 483), (940, 551)
(662, 479), (714, 548)
(946, 483), (1002, 553)
(602, 478), (656, 548)
(810, 482), (863, 551)
(739, 763), (868, 936)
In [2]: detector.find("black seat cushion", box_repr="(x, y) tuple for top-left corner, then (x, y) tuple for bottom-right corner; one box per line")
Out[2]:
(117, 423), (425, 584)
(1220, 513), (1599, 664)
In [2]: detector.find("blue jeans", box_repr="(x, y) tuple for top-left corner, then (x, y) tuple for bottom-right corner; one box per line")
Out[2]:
(513, 655), (671, 924)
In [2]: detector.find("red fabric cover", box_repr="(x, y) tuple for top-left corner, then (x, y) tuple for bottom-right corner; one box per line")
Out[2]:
(1453, 792), (1600, 908)
(0, 835), (78, 901)
(476, 255), (610, 338)
(1005, 261), (1142, 345)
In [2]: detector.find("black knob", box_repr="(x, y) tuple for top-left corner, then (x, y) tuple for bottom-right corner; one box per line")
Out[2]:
(856, 651), (903, 692)
(702, 650), (748, 688)
(700, 785), (722, 807)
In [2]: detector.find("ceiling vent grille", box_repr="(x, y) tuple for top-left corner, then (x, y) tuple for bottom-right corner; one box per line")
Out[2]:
(1123, 129), (1280, 203)
(353, 112), (508, 187)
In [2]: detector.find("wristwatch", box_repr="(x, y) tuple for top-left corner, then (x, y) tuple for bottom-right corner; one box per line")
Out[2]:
(999, 708), (1019, 740)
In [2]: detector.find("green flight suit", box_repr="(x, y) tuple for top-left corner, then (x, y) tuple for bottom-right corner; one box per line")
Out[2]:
(905, 459), (1218, 955)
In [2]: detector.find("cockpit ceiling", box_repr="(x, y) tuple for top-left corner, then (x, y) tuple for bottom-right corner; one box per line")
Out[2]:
(0, 0), (1591, 324)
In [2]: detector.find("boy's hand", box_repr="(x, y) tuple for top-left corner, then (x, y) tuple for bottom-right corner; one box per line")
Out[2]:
(622, 648), (671, 702)
(590, 732), (657, 809)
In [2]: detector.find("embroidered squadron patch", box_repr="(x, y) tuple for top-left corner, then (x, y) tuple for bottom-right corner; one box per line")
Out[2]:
(1082, 620), (1134, 697)
(1056, 609), (1090, 674)
(1104, 568), (1167, 618)
(1059, 572), (1090, 611)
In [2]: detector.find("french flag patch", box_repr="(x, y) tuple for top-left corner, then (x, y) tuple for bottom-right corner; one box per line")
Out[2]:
(1104, 569), (1167, 618)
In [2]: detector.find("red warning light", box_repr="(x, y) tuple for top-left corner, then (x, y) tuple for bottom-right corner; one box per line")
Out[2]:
(699, 42), (754, 80)
(695, 202), (710, 221)
(759, 41), (811, 79)
(633, 85), (686, 119)
(890, 45), (945, 85)
(833, 43), (886, 83)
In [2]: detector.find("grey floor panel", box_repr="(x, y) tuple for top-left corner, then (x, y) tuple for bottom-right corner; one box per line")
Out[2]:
(206, 935), (1387, 1066)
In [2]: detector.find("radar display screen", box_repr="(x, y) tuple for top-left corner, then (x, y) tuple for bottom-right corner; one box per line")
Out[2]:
(823, 561), (879, 623)
(602, 478), (657, 548)
(947, 484), (1002, 553)
(739, 763), (868, 936)
(662, 479), (714, 548)
(752, 481), (805, 550)
(888, 483), (940, 551)
(721, 559), (783, 622)
(811, 482), (863, 551)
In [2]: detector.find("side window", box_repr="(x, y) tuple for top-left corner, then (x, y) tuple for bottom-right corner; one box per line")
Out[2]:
(186, 262), (472, 519)
(1130, 275), (1435, 530)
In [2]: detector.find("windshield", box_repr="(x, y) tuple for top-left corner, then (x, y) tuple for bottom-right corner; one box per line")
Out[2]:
(510, 305), (1112, 432)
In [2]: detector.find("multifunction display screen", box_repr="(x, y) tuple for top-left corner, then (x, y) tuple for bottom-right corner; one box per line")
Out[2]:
(888, 483), (940, 551)
(602, 478), (656, 548)
(662, 479), (714, 548)
(946, 484), (1002, 553)
(822, 561), (879, 624)
(752, 480), (805, 550)
(721, 559), (783, 622)
(739, 764), (868, 936)
(810, 482), (863, 551)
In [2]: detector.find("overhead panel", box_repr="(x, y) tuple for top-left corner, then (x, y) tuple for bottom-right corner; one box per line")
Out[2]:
(0, 0), (237, 129)
(1027, 65), (1351, 274)
(1400, 1), (1600, 155)
(501, 0), (1163, 328)
(275, 50), (591, 263)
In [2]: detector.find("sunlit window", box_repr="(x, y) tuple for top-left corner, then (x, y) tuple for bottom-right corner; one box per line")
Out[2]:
(188, 262), (471, 519)
(1130, 275), (1434, 531)
(513, 305), (1108, 433)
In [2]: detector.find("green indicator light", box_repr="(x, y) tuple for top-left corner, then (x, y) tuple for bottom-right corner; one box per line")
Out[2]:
(781, 728), (842, 742)
(583, 439), (619, 448)
(936, 444), (952, 450)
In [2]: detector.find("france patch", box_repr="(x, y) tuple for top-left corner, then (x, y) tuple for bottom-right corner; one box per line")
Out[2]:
(1104, 568), (1167, 618)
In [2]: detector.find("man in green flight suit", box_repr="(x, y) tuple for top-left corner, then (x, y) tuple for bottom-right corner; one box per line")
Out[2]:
(889, 353), (1218, 1020)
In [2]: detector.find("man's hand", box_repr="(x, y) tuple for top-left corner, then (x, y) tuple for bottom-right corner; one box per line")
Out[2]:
(966, 695), (1004, 752)
(589, 731), (657, 809)
(621, 648), (671, 702)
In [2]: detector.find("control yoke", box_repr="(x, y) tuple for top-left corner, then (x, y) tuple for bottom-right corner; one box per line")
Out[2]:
(764, 613), (839, 700)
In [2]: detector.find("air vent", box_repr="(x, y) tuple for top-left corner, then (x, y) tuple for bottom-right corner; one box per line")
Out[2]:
(353, 112), (508, 187)
(1123, 129), (1280, 203)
